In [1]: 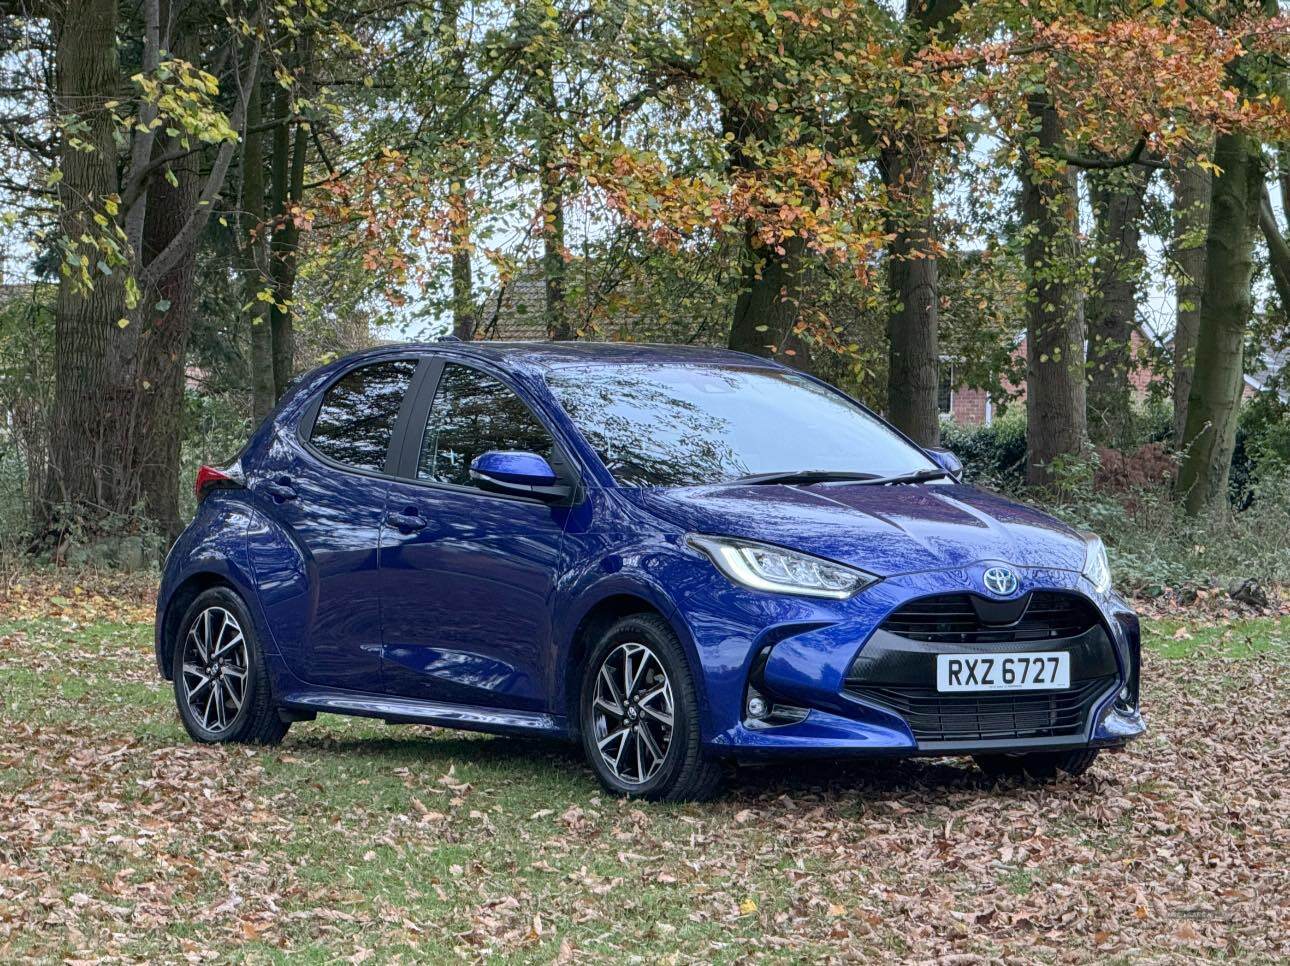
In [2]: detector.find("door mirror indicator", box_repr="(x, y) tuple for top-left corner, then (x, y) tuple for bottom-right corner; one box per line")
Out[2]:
(469, 450), (572, 501)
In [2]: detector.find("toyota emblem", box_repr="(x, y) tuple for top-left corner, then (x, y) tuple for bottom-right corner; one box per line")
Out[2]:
(982, 566), (1019, 596)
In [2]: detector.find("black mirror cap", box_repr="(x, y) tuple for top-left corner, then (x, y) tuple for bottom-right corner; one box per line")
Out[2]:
(468, 470), (575, 503)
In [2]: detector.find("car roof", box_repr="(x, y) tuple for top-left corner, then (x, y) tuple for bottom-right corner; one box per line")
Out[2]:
(360, 340), (788, 373)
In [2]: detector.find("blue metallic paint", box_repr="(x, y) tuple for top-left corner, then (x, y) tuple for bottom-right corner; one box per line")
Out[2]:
(470, 450), (560, 486)
(158, 341), (1145, 759)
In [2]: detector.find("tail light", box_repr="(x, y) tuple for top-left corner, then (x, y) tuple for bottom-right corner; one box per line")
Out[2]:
(195, 461), (245, 501)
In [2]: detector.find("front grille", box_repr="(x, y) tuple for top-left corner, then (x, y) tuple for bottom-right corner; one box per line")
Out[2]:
(880, 591), (1099, 644)
(847, 676), (1115, 743)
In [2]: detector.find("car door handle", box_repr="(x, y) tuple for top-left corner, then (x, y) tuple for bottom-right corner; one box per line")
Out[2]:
(386, 510), (427, 533)
(263, 479), (297, 502)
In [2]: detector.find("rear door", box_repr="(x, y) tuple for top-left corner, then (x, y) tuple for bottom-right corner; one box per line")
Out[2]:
(378, 359), (575, 711)
(250, 356), (424, 691)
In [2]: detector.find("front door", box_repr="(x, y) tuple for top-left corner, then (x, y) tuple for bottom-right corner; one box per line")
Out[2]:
(379, 361), (572, 711)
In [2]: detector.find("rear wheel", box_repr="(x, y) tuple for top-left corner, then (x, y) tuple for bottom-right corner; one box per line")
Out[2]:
(974, 748), (1099, 782)
(579, 614), (724, 802)
(173, 588), (289, 745)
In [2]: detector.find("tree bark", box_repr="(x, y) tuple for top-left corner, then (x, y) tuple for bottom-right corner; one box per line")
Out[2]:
(451, 246), (475, 339)
(1021, 97), (1086, 485)
(1259, 186), (1290, 314)
(1170, 155), (1211, 447)
(44, 0), (127, 521)
(242, 81), (275, 421)
(1086, 167), (1148, 448)
(881, 150), (941, 446)
(876, 0), (962, 447)
(1177, 132), (1263, 515)
(722, 104), (811, 368)
(727, 231), (810, 368)
(536, 65), (568, 340)
(136, 129), (201, 542)
(269, 47), (309, 396)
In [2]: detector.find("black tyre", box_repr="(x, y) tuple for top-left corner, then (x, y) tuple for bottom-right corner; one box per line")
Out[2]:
(578, 613), (724, 802)
(172, 587), (289, 745)
(974, 748), (1099, 782)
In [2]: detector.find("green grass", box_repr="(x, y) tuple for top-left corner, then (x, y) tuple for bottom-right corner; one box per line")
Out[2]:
(1141, 614), (1288, 659)
(2, 608), (1288, 962)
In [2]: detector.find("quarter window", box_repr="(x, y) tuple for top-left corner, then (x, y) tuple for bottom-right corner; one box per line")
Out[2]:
(309, 359), (418, 471)
(418, 363), (556, 487)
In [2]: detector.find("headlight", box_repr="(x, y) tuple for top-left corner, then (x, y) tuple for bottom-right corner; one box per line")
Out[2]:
(1082, 534), (1112, 593)
(685, 534), (876, 599)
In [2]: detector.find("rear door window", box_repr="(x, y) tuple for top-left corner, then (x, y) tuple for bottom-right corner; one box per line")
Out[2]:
(309, 359), (418, 471)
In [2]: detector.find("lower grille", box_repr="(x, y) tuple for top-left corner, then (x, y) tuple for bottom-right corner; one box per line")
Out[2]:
(847, 676), (1115, 743)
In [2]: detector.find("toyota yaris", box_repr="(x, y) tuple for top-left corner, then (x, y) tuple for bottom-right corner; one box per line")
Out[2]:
(157, 342), (1144, 800)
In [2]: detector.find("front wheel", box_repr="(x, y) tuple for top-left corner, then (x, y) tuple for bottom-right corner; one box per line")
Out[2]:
(172, 587), (289, 745)
(578, 614), (724, 802)
(974, 748), (1099, 782)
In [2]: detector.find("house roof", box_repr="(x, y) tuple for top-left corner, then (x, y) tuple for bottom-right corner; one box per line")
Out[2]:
(1245, 346), (1290, 400)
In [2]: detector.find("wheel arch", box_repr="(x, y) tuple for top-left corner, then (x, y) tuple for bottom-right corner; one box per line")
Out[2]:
(158, 571), (233, 679)
(557, 579), (705, 735)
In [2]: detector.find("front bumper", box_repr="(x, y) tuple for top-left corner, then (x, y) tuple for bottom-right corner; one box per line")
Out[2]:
(692, 563), (1146, 760)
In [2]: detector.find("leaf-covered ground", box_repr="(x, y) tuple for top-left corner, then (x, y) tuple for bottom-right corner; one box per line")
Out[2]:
(0, 574), (1286, 963)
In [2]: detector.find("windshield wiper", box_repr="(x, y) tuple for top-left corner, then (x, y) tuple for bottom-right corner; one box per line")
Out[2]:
(855, 469), (951, 486)
(729, 470), (882, 486)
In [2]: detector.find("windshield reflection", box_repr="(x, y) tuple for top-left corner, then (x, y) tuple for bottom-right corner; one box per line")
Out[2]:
(546, 364), (935, 488)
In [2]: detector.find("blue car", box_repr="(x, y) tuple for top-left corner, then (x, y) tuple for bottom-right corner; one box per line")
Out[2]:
(157, 341), (1144, 800)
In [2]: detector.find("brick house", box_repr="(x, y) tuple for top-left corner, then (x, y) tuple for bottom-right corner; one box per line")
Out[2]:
(940, 325), (1168, 426)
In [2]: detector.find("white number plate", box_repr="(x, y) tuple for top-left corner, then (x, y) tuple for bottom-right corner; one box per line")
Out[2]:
(936, 652), (1070, 692)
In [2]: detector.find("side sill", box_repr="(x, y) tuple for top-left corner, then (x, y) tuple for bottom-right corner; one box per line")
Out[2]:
(279, 688), (572, 740)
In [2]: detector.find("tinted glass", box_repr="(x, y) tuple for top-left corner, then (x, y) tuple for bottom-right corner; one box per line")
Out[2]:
(546, 364), (936, 487)
(309, 359), (418, 471)
(418, 363), (555, 486)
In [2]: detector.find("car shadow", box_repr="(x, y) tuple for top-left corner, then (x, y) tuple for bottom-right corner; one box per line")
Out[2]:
(288, 726), (1020, 802)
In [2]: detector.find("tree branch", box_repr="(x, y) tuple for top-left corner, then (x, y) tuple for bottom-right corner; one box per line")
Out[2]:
(141, 39), (261, 288)
(1259, 184), (1290, 314)
(122, 0), (161, 253)
(1047, 137), (1166, 171)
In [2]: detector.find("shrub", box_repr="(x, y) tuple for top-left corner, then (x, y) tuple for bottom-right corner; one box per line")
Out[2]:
(1232, 392), (1290, 501)
(940, 403), (1290, 595)
(938, 411), (1028, 490)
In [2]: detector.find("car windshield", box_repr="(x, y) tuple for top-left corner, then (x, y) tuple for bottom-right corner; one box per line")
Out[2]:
(545, 363), (937, 487)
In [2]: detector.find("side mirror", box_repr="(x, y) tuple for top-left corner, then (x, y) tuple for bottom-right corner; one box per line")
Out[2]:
(925, 447), (963, 479)
(469, 450), (573, 501)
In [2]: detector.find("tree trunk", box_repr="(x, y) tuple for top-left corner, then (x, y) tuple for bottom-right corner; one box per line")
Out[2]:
(451, 246), (475, 339)
(728, 231), (810, 368)
(875, 0), (962, 447)
(536, 67), (568, 340)
(269, 55), (309, 396)
(1259, 186), (1290, 314)
(1170, 155), (1211, 447)
(1022, 97), (1086, 485)
(1086, 168), (1148, 448)
(1177, 132), (1263, 515)
(44, 0), (127, 522)
(242, 82), (275, 421)
(881, 149), (940, 446)
(136, 133), (201, 542)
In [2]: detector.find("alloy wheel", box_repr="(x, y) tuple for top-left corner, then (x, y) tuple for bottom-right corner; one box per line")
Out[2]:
(180, 606), (249, 734)
(591, 641), (675, 785)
